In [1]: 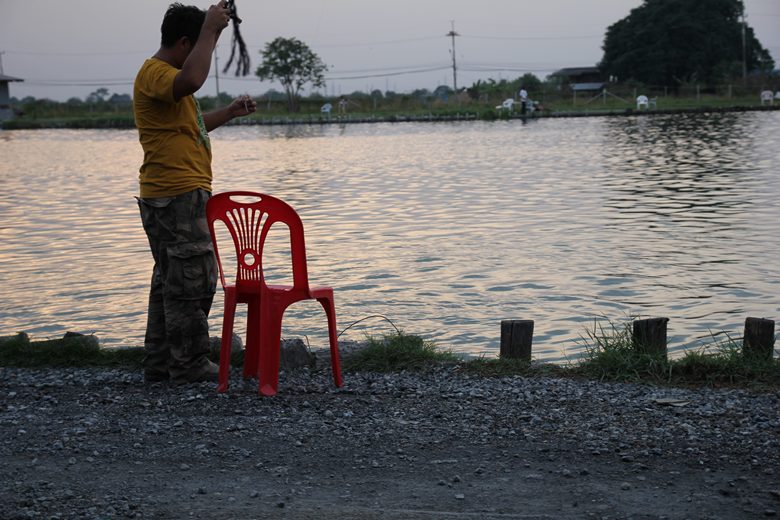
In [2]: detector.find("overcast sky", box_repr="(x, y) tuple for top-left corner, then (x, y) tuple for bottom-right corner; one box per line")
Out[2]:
(1, 0), (778, 101)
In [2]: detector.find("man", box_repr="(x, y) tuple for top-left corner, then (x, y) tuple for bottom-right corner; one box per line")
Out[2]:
(518, 86), (528, 115)
(133, 1), (257, 384)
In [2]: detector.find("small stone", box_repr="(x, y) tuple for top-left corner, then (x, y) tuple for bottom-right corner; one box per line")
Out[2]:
(455, 494), (465, 500)
(180, 464), (191, 471)
(621, 482), (631, 491)
(250, 491), (259, 498)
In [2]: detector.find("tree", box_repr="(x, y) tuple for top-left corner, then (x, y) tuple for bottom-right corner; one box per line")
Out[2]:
(600, 0), (774, 86)
(516, 73), (542, 93)
(255, 37), (327, 112)
(432, 85), (453, 100)
(86, 87), (110, 104)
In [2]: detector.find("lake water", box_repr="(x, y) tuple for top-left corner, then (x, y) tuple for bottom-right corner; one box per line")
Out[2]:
(1, 112), (779, 361)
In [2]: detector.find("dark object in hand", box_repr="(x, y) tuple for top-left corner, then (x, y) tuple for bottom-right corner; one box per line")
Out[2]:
(223, 0), (250, 76)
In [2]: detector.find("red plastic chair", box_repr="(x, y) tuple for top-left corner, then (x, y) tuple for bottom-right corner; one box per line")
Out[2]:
(206, 191), (343, 396)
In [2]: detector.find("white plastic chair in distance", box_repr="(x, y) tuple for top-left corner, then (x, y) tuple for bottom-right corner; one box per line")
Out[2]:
(321, 103), (333, 114)
(760, 91), (774, 106)
(636, 95), (649, 109)
(495, 98), (514, 112)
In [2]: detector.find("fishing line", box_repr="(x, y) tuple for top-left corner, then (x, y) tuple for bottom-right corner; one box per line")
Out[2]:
(223, 0), (251, 76)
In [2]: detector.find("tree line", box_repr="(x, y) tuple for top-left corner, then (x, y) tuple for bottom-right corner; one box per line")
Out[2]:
(11, 0), (777, 117)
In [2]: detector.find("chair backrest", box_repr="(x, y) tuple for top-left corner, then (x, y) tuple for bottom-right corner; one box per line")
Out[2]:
(760, 91), (773, 102)
(321, 103), (332, 113)
(502, 98), (514, 108)
(207, 191), (310, 291)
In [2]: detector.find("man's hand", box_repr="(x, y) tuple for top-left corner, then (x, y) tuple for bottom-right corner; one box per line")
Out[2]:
(203, 95), (257, 131)
(203, 1), (231, 39)
(229, 95), (257, 118)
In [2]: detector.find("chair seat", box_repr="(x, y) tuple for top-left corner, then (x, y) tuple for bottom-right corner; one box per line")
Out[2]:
(226, 283), (333, 299)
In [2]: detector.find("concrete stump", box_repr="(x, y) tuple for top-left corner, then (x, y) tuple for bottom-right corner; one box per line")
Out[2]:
(743, 317), (775, 361)
(500, 320), (534, 360)
(632, 318), (669, 359)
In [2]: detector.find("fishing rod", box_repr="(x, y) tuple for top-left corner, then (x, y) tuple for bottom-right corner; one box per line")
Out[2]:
(223, 0), (251, 76)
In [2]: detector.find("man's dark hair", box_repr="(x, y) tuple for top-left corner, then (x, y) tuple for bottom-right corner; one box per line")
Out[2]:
(160, 3), (206, 48)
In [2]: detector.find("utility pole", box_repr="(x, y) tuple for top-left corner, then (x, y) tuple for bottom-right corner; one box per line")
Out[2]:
(214, 47), (221, 107)
(741, 10), (747, 86)
(0, 51), (5, 74)
(446, 21), (459, 91)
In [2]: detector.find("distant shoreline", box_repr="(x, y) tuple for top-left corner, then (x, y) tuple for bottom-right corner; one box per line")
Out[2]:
(2, 103), (778, 130)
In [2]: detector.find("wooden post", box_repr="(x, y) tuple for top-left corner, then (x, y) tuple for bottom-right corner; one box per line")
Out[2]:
(632, 318), (669, 358)
(743, 317), (775, 361)
(500, 320), (534, 360)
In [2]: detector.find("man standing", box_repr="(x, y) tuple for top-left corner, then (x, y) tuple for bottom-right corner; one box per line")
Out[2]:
(133, 1), (257, 384)
(518, 85), (528, 115)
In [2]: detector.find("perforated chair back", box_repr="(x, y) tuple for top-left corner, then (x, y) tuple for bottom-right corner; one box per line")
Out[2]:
(207, 191), (310, 293)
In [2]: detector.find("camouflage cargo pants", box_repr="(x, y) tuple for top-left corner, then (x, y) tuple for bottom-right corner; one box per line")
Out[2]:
(137, 189), (218, 384)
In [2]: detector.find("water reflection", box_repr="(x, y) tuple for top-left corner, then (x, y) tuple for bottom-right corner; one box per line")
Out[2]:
(1, 114), (778, 360)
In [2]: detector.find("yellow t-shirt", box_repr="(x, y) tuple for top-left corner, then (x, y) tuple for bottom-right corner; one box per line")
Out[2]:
(133, 58), (212, 198)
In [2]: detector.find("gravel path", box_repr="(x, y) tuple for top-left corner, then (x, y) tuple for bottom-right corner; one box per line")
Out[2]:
(1, 360), (779, 519)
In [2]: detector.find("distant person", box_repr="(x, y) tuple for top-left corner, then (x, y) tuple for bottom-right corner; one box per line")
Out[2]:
(133, 1), (257, 385)
(518, 86), (528, 115)
(338, 96), (348, 114)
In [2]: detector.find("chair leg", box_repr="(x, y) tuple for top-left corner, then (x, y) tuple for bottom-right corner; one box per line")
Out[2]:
(318, 295), (343, 388)
(258, 303), (284, 397)
(217, 291), (238, 393)
(244, 299), (261, 379)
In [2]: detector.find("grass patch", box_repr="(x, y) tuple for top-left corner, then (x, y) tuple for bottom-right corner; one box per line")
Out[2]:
(672, 336), (780, 388)
(0, 334), (144, 368)
(343, 332), (458, 372)
(572, 319), (672, 384)
(569, 320), (780, 389)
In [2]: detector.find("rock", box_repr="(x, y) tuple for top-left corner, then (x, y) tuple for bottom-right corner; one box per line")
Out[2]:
(63, 332), (99, 348)
(0, 331), (30, 347)
(281, 338), (314, 370)
(209, 333), (243, 357)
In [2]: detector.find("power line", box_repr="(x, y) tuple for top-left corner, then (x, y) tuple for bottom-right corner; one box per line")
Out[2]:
(3, 49), (150, 56)
(23, 80), (135, 86)
(312, 36), (442, 48)
(326, 66), (451, 81)
(462, 34), (602, 41)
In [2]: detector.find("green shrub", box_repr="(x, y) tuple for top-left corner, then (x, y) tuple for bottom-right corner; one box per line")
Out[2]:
(343, 332), (457, 372)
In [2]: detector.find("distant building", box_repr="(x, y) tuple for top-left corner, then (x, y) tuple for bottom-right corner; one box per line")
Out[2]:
(550, 66), (606, 92)
(0, 73), (24, 121)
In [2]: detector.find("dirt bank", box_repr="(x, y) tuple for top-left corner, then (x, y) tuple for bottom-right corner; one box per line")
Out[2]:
(1, 363), (779, 519)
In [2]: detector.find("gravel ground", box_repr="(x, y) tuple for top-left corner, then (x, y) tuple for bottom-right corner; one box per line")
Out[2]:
(1, 355), (779, 519)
